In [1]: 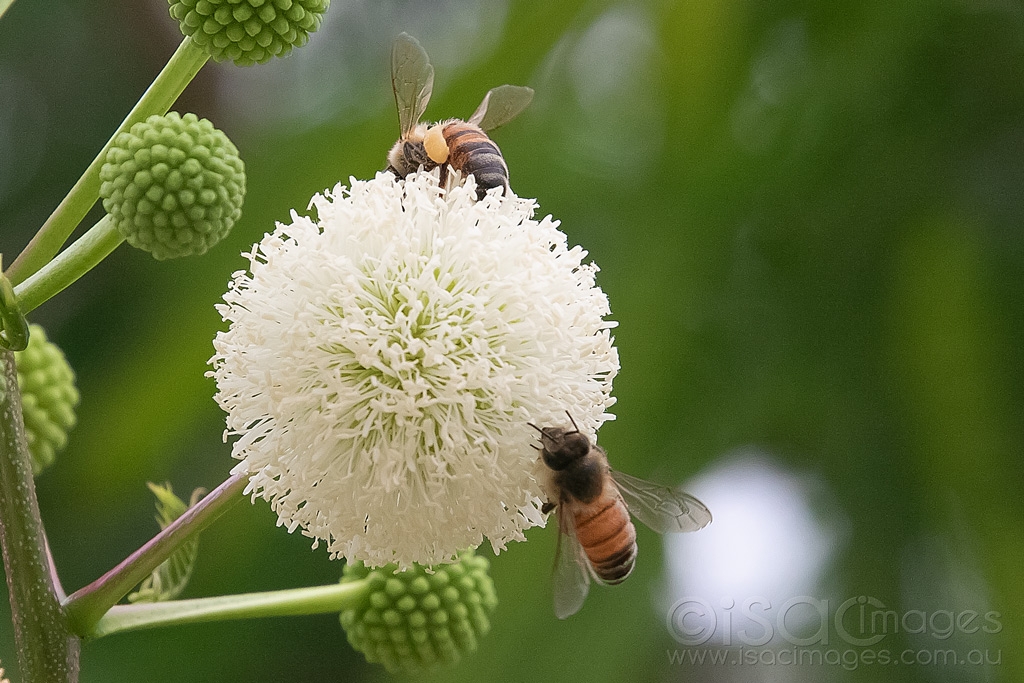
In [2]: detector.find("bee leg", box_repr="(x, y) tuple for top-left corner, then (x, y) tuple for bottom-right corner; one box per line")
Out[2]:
(541, 502), (556, 515)
(438, 163), (449, 190)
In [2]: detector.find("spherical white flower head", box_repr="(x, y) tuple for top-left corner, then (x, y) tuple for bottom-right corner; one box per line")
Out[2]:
(210, 170), (619, 568)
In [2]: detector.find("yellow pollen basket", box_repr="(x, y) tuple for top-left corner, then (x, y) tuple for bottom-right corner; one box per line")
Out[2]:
(424, 125), (450, 164)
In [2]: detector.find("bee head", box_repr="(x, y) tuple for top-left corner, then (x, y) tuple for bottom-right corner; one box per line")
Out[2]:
(387, 124), (432, 177)
(533, 425), (592, 471)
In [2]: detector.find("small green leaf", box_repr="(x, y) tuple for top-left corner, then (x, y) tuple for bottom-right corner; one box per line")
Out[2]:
(127, 482), (206, 603)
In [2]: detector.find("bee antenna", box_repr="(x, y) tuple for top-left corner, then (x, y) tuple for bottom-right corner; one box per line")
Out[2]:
(527, 422), (543, 433)
(564, 411), (580, 434)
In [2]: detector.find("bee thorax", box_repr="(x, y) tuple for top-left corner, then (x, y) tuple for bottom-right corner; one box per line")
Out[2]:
(557, 457), (606, 503)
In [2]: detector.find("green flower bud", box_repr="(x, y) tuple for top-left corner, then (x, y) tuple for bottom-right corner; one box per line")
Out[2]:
(168, 0), (330, 66)
(99, 112), (245, 260)
(339, 549), (498, 674)
(14, 325), (79, 475)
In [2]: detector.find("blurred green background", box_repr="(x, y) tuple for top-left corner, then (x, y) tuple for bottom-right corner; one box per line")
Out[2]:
(2, 0), (1023, 681)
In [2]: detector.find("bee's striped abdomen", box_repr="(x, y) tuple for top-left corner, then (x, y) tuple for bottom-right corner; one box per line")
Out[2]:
(443, 121), (509, 200)
(573, 494), (638, 585)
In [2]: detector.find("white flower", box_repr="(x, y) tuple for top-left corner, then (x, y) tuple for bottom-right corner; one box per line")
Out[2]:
(209, 170), (619, 568)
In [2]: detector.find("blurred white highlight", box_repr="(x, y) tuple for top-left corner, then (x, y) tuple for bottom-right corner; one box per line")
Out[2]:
(663, 451), (842, 644)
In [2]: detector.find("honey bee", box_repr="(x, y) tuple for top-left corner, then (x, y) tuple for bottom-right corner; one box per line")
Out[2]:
(532, 415), (712, 619)
(386, 33), (534, 200)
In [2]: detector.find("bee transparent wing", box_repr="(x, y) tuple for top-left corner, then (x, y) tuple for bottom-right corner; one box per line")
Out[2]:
(552, 503), (592, 619)
(468, 84), (535, 131)
(391, 33), (434, 137)
(610, 470), (712, 533)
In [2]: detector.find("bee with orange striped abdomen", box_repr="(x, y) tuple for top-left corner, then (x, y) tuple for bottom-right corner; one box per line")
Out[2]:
(386, 33), (533, 200)
(532, 415), (712, 619)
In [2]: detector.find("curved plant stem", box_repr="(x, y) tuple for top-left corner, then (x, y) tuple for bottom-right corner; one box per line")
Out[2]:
(0, 350), (80, 682)
(13, 214), (123, 315)
(4, 37), (209, 286)
(90, 580), (370, 640)
(0, 265), (29, 351)
(64, 472), (248, 637)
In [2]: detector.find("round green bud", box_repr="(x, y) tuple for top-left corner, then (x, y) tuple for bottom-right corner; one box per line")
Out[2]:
(339, 549), (498, 674)
(99, 112), (245, 260)
(14, 325), (79, 475)
(168, 0), (330, 66)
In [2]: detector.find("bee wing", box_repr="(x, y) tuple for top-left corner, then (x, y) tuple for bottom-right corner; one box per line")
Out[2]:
(391, 33), (434, 137)
(552, 503), (592, 619)
(610, 470), (712, 533)
(468, 84), (535, 131)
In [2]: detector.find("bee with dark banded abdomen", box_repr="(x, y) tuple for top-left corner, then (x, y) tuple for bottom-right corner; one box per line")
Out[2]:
(386, 33), (533, 200)
(532, 415), (712, 619)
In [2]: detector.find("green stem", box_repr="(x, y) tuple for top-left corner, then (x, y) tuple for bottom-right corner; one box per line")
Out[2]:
(0, 350), (80, 682)
(90, 580), (371, 640)
(13, 214), (123, 314)
(0, 266), (29, 351)
(64, 472), (248, 637)
(4, 37), (209, 286)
